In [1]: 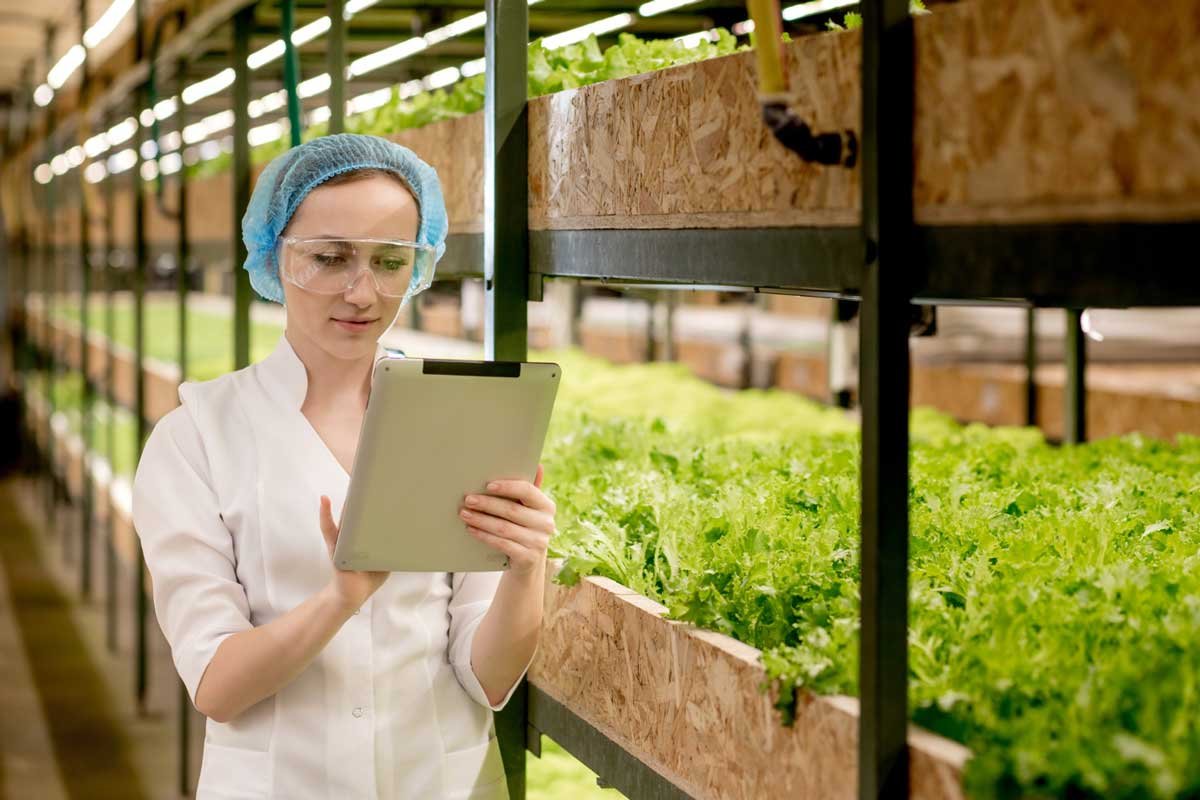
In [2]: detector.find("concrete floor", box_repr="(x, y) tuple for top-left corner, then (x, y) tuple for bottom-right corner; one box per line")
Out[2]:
(0, 470), (198, 800)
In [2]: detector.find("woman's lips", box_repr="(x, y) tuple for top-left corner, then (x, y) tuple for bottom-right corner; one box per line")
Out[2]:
(333, 318), (377, 332)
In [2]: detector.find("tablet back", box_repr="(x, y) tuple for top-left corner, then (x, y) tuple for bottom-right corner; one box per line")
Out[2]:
(334, 357), (560, 572)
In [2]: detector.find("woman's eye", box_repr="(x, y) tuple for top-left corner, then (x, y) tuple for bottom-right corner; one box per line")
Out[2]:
(313, 254), (345, 266)
(380, 258), (410, 271)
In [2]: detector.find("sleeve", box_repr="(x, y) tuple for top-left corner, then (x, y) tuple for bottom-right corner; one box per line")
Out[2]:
(446, 571), (536, 712)
(131, 406), (254, 708)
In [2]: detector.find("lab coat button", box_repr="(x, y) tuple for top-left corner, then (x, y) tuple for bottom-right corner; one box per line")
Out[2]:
(353, 707), (364, 718)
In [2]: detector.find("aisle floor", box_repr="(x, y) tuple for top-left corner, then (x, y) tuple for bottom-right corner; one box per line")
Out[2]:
(0, 473), (185, 800)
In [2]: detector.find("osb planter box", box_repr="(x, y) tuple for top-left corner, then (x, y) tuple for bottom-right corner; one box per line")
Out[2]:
(102, 0), (1198, 247)
(579, 325), (651, 365)
(911, 361), (1200, 441)
(26, 392), (140, 566)
(396, 0), (1200, 232)
(776, 351), (831, 402)
(418, 303), (463, 339)
(531, 574), (969, 799)
(674, 339), (748, 389)
(32, 308), (181, 425)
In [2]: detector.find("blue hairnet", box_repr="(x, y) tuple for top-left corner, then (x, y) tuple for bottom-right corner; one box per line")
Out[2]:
(241, 132), (448, 305)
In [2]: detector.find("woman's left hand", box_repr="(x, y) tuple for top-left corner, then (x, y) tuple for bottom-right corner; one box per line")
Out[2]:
(460, 464), (556, 577)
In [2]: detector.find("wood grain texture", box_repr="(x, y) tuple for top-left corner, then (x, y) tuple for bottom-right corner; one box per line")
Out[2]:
(530, 573), (968, 800)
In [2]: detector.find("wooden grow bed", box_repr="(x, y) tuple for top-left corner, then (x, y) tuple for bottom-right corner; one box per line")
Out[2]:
(532, 573), (969, 799)
(74, 0), (1200, 250)
(28, 316), (975, 797)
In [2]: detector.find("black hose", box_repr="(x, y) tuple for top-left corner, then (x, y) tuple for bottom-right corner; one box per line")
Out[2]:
(762, 101), (857, 168)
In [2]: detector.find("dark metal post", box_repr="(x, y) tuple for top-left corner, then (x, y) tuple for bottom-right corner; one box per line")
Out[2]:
(484, 0), (530, 796)
(281, 0), (303, 146)
(1064, 309), (1086, 444)
(79, 0), (95, 600)
(1024, 306), (1037, 427)
(859, 1), (913, 798)
(176, 54), (193, 798)
(483, 0), (529, 363)
(103, 105), (119, 655)
(326, 0), (346, 134)
(178, 59), (191, 385)
(133, 0), (150, 712)
(42, 22), (58, 531)
(233, 6), (253, 370)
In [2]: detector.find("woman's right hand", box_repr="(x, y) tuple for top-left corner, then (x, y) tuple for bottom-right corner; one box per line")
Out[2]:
(319, 495), (390, 612)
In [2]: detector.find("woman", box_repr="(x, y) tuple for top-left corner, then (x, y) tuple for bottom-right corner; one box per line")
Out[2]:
(131, 133), (556, 799)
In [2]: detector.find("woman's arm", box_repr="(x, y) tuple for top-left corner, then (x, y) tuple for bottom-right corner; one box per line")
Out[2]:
(195, 583), (356, 722)
(457, 465), (557, 706)
(196, 495), (388, 723)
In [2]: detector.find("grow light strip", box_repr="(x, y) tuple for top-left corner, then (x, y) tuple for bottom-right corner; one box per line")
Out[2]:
(780, 0), (857, 22)
(639, 0), (702, 18)
(542, 13), (635, 50)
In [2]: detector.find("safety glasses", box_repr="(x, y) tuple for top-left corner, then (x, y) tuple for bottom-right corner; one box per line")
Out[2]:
(275, 236), (436, 300)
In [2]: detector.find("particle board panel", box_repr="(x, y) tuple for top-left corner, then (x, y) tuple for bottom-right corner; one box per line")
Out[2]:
(388, 115), (485, 234)
(911, 361), (1200, 440)
(775, 350), (831, 401)
(530, 573), (969, 800)
(527, 0), (1200, 230)
(29, 308), (181, 426)
(94, 0), (1199, 249)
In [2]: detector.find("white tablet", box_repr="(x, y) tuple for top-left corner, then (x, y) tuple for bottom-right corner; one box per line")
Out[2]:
(333, 355), (561, 572)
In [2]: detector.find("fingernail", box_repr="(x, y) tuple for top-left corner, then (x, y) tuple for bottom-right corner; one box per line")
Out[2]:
(460, 509), (472, 519)
(487, 482), (498, 490)
(465, 495), (479, 506)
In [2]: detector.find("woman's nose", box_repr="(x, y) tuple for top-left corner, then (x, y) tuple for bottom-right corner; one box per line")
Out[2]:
(343, 266), (379, 305)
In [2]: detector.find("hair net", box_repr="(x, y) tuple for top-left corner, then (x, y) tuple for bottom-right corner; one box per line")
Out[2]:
(241, 133), (448, 305)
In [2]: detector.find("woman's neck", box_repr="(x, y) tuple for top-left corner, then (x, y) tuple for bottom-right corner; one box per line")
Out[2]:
(284, 325), (374, 411)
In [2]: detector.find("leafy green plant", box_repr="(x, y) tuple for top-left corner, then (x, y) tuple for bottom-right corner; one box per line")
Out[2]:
(39, 300), (1200, 798)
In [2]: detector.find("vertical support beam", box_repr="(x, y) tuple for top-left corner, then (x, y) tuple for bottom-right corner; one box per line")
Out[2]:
(175, 55), (193, 798)
(483, 0), (529, 363)
(859, 1), (913, 798)
(326, 0), (346, 134)
(1064, 309), (1086, 444)
(1024, 306), (1038, 427)
(42, 22), (58, 531)
(484, 1), (529, 798)
(79, 0), (95, 600)
(281, 0), (303, 147)
(103, 104), (119, 655)
(232, 6), (253, 370)
(132, 0), (150, 712)
(178, 59), (191, 385)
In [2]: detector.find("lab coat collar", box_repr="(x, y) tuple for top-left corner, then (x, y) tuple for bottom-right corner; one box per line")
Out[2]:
(260, 331), (387, 410)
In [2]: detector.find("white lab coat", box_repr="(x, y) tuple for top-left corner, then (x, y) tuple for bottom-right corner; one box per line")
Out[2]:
(131, 331), (528, 799)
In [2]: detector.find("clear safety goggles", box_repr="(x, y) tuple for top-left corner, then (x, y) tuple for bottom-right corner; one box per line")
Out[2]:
(276, 236), (436, 300)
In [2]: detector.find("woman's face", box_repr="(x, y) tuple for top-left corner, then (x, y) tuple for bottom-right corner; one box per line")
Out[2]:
(280, 173), (420, 361)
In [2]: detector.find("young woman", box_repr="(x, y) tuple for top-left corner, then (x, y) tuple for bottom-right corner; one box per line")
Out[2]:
(132, 133), (556, 799)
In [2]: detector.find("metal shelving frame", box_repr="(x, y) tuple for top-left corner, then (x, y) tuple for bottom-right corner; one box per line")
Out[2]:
(7, 0), (1200, 798)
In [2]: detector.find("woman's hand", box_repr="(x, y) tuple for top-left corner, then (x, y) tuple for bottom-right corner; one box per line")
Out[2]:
(460, 464), (556, 577)
(319, 495), (389, 611)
